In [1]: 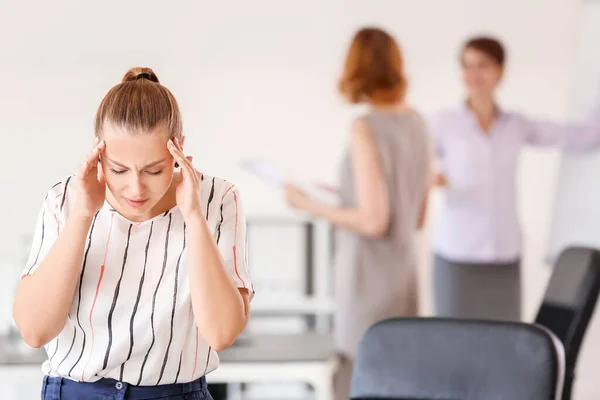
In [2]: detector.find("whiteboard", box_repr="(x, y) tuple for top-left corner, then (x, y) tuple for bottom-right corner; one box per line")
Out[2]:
(547, 1), (600, 260)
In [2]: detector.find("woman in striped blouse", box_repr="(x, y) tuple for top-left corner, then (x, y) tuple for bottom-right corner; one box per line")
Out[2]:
(12, 67), (253, 400)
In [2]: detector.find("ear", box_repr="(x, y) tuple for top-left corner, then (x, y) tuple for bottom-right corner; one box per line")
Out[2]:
(497, 66), (505, 83)
(179, 135), (186, 149)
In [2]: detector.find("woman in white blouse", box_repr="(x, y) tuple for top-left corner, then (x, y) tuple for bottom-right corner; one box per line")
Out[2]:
(12, 67), (253, 400)
(430, 36), (600, 321)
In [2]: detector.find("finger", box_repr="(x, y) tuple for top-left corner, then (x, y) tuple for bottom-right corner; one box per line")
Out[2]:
(97, 162), (106, 185)
(174, 138), (194, 167)
(78, 160), (91, 179)
(179, 154), (197, 182)
(185, 156), (202, 183)
(167, 139), (184, 161)
(168, 139), (193, 170)
(85, 140), (105, 167)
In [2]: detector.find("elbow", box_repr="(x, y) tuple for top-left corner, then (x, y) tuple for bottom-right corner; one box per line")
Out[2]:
(201, 321), (247, 351)
(210, 337), (236, 352)
(13, 309), (51, 349)
(22, 334), (47, 349)
(15, 324), (49, 349)
(206, 330), (239, 351)
(363, 219), (389, 238)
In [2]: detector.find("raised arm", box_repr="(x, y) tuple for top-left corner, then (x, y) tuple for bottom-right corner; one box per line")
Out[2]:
(524, 85), (600, 150)
(13, 140), (106, 348)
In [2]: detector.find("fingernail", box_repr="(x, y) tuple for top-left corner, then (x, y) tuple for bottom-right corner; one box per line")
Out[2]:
(94, 137), (99, 142)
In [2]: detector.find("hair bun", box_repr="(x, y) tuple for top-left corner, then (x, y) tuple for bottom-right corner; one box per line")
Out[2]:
(122, 67), (160, 84)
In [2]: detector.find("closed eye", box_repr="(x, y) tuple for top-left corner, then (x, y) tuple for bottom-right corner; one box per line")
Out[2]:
(109, 169), (163, 176)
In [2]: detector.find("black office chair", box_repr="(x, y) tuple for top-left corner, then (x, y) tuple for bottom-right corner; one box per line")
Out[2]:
(350, 318), (565, 400)
(535, 246), (600, 400)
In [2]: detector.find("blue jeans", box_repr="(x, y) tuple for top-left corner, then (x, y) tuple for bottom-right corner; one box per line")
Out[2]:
(41, 375), (213, 400)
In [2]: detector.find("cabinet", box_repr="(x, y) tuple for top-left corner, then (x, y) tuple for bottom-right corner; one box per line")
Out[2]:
(0, 365), (44, 399)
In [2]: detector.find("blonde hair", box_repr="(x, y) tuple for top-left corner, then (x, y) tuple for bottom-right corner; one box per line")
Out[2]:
(94, 67), (182, 138)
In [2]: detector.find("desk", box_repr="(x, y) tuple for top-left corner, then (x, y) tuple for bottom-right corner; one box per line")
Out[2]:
(207, 333), (338, 400)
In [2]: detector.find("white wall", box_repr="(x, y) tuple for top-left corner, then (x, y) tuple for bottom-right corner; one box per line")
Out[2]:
(1, 0), (598, 398)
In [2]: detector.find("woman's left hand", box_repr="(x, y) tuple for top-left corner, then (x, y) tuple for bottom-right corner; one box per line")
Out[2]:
(168, 138), (204, 222)
(284, 184), (314, 212)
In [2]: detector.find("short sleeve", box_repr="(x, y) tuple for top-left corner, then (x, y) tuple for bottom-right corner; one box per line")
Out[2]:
(21, 185), (66, 278)
(216, 186), (254, 300)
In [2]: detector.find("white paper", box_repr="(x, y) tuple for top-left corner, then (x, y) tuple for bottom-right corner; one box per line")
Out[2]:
(239, 159), (285, 186)
(239, 159), (340, 206)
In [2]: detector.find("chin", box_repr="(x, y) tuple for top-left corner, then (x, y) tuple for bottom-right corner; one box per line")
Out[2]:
(468, 87), (493, 97)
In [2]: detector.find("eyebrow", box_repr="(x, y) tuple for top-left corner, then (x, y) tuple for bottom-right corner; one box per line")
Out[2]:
(105, 157), (167, 169)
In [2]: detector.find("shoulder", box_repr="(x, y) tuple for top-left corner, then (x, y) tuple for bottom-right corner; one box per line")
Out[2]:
(200, 174), (241, 203)
(404, 109), (429, 131)
(35, 175), (77, 222)
(199, 175), (245, 226)
(350, 114), (370, 134)
(349, 117), (375, 151)
(42, 174), (77, 204)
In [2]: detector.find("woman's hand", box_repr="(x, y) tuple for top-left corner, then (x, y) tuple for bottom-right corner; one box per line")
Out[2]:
(74, 137), (106, 218)
(434, 172), (448, 187)
(315, 181), (339, 194)
(167, 138), (204, 222)
(284, 184), (314, 212)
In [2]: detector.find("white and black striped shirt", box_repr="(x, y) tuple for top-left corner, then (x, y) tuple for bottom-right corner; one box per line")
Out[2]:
(22, 174), (253, 385)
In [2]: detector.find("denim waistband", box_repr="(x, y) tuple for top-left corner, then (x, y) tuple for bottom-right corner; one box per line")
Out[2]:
(42, 375), (207, 399)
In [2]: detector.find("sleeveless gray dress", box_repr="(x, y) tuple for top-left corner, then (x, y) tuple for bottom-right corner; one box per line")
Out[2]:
(333, 110), (431, 358)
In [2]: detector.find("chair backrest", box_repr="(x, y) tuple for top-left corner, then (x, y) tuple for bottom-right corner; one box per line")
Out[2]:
(534, 246), (600, 399)
(350, 318), (564, 400)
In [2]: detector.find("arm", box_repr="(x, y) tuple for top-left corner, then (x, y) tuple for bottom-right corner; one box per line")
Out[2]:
(524, 87), (600, 150)
(187, 187), (252, 351)
(425, 114), (448, 187)
(417, 186), (430, 230)
(299, 118), (390, 238)
(13, 191), (92, 348)
(417, 115), (436, 230)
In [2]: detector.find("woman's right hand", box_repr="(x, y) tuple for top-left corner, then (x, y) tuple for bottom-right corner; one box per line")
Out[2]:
(315, 181), (339, 194)
(74, 137), (106, 218)
(433, 172), (448, 187)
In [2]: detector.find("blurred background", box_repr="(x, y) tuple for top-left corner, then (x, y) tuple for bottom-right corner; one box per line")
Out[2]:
(1, 0), (599, 399)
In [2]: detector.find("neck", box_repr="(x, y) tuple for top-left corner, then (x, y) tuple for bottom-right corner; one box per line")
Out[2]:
(370, 101), (408, 112)
(467, 95), (498, 134)
(467, 96), (496, 119)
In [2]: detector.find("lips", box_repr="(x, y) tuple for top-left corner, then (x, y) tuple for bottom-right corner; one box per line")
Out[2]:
(125, 198), (148, 208)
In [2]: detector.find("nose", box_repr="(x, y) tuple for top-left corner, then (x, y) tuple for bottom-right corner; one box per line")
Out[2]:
(128, 173), (146, 198)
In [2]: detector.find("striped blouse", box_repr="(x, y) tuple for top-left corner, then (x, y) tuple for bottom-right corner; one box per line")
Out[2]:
(21, 174), (253, 386)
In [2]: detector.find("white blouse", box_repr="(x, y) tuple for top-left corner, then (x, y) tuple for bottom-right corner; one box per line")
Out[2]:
(429, 94), (600, 263)
(21, 174), (253, 386)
